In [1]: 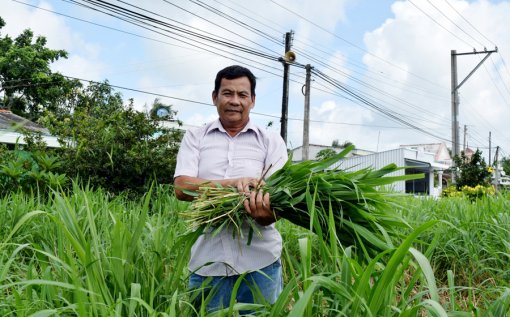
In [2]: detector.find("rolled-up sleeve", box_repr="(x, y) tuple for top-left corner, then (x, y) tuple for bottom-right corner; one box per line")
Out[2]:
(174, 129), (200, 178)
(264, 133), (289, 179)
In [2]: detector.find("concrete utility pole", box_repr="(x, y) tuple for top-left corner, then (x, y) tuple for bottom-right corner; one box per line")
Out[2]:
(463, 124), (467, 151)
(489, 131), (492, 166)
(302, 64), (312, 160)
(451, 47), (497, 159)
(494, 146), (500, 192)
(279, 31), (294, 144)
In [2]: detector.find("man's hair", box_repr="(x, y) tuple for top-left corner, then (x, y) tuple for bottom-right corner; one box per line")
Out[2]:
(214, 65), (256, 97)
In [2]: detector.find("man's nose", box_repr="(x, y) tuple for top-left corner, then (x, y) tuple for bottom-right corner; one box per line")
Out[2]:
(230, 94), (241, 105)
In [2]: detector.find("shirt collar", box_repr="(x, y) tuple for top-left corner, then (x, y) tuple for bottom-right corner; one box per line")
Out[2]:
(206, 118), (260, 137)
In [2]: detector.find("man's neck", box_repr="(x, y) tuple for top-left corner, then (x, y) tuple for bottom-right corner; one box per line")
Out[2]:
(220, 119), (249, 137)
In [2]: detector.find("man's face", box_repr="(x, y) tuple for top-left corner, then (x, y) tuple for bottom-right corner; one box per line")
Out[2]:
(213, 76), (255, 129)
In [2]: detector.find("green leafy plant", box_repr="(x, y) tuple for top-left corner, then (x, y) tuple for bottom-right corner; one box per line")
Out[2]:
(315, 148), (336, 161)
(0, 17), (81, 121)
(42, 83), (183, 195)
(453, 149), (491, 189)
(181, 146), (423, 256)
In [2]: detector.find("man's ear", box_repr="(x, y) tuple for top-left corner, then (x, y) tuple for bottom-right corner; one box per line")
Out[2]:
(212, 91), (217, 103)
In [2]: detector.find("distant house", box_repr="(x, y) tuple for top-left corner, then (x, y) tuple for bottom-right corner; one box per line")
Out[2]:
(331, 147), (450, 197)
(399, 142), (453, 188)
(291, 143), (450, 197)
(399, 142), (452, 166)
(463, 147), (475, 160)
(0, 109), (59, 147)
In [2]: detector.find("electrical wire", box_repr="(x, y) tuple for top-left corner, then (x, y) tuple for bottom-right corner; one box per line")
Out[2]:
(269, 0), (446, 90)
(312, 69), (452, 143)
(408, 0), (475, 48)
(3, 76), (410, 129)
(186, 0), (282, 45)
(425, 0), (485, 48)
(443, 0), (497, 47)
(67, 0), (279, 61)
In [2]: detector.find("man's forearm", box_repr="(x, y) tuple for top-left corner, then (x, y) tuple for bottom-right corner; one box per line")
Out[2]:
(174, 176), (238, 201)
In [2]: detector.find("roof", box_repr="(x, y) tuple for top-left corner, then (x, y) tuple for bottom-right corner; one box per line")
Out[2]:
(400, 142), (452, 163)
(0, 109), (49, 134)
(0, 109), (60, 147)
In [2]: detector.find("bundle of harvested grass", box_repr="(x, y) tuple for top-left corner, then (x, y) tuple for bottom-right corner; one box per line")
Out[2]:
(180, 146), (422, 254)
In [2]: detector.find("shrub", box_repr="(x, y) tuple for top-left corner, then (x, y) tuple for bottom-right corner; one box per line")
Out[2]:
(442, 184), (495, 200)
(42, 83), (183, 195)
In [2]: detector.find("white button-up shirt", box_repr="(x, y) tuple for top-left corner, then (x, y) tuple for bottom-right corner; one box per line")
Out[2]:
(174, 119), (288, 276)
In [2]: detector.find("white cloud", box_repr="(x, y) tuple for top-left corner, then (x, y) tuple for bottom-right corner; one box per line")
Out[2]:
(3, 1), (106, 82)
(360, 0), (510, 156)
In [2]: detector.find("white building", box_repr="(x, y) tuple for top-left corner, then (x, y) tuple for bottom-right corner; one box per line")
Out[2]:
(331, 147), (450, 197)
(292, 143), (450, 197)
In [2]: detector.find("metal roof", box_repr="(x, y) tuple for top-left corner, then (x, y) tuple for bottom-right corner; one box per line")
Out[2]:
(0, 109), (49, 134)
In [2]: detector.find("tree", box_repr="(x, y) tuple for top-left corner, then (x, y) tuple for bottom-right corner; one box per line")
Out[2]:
(452, 149), (491, 189)
(42, 82), (183, 194)
(316, 148), (336, 161)
(502, 156), (510, 176)
(332, 139), (354, 148)
(0, 17), (81, 121)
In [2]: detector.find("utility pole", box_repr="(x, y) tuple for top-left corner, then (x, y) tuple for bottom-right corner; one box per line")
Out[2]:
(451, 47), (497, 159)
(463, 124), (467, 152)
(279, 31), (294, 144)
(489, 131), (492, 166)
(494, 146), (500, 192)
(302, 64), (312, 160)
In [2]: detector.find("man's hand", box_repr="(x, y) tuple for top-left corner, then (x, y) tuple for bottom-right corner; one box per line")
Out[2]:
(242, 188), (277, 226)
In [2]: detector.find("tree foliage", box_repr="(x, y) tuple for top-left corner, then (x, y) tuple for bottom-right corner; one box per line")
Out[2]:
(502, 156), (510, 176)
(1, 19), (183, 195)
(0, 136), (67, 196)
(315, 148), (337, 161)
(331, 139), (354, 149)
(42, 82), (183, 195)
(453, 149), (491, 189)
(0, 17), (81, 121)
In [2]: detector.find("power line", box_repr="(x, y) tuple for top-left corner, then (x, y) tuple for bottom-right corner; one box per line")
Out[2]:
(269, 0), (446, 90)
(489, 55), (510, 108)
(312, 69), (452, 143)
(67, 0), (278, 60)
(185, 0), (282, 46)
(408, 0), (474, 48)
(425, 0), (485, 48)
(13, 0), (284, 78)
(443, 0), (497, 47)
(3, 75), (409, 130)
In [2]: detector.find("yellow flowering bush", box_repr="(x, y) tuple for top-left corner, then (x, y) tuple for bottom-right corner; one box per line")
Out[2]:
(462, 184), (495, 199)
(442, 184), (495, 200)
(441, 186), (463, 198)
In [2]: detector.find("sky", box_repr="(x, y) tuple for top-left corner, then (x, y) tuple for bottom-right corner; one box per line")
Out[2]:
(3, 0), (510, 162)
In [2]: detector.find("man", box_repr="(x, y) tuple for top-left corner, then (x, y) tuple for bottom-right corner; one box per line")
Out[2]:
(174, 65), (288, 312)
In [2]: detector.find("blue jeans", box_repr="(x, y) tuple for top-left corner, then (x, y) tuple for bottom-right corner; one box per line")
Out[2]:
(188, 260), (282, 314)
